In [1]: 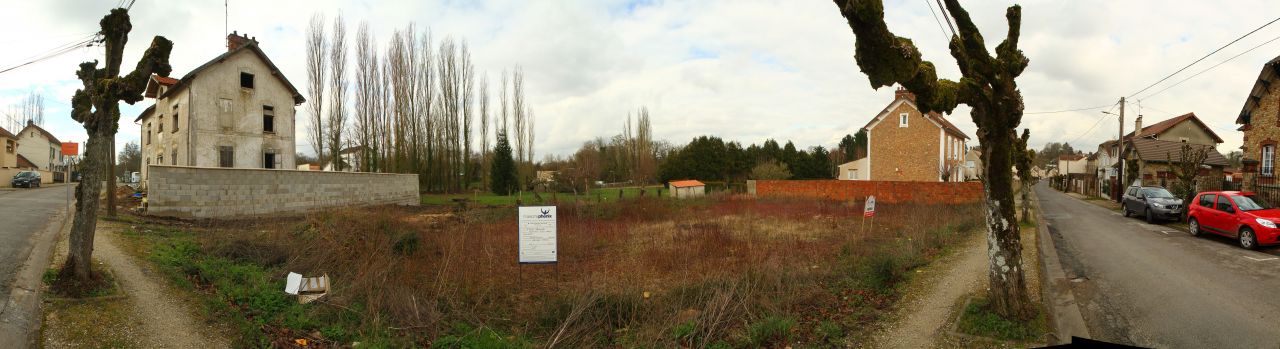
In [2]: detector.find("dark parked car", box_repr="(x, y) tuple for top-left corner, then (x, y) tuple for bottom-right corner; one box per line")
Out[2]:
(10, 171), (41, 188)
(1122, 186), (1183, 223)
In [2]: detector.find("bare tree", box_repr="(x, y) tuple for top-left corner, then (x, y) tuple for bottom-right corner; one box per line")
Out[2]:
(327, 14), (348, 171)
(305, 13), (328, 165)
(832, 0), (1035, 319)
(479, 74), (490, 190)
(460, 41), (475, 191)
(67, 7), (172, 283)
(353, 21), (378, 172)
(1167, 143), (1210, 221)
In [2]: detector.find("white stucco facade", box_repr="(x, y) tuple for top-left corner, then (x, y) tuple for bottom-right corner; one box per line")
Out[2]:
(139, 34), (303, 186)
(16, 123), (62, 171)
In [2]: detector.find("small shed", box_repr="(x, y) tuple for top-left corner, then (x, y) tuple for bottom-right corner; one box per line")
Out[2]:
(669, 180), (706, 199)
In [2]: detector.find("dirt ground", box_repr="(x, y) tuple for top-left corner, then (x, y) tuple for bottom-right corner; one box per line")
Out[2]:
(42, 219), (232, 348)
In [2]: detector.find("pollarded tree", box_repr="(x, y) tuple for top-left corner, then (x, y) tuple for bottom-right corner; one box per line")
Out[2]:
(832, 0), (1035, 319)
(1014, 129), (1034, 223)
(67, 8), (173, 283)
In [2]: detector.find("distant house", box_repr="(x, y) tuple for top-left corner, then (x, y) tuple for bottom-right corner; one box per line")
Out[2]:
(963, 148), (981, 180)
(1057, 154), (1086, 175)
(135, 32), (306, 186)
(855, 87), (969, 182)
(536, 170), (558, 183)
(1236, 54), (1280, 190)
(15, 121), (65, 172)
(1120, 113), (1227, 191)
(324, 145), (366, 172)
(296, 164), (320, 171)
(669, 179), (706, 199)
(1094, 140), (1121, 198)
(836, 159), (867, 180)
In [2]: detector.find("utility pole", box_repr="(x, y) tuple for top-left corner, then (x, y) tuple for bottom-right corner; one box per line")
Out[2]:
(1116, 97), (1125, 203)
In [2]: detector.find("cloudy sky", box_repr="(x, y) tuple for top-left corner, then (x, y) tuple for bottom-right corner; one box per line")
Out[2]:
(2, 0), (1279, 159)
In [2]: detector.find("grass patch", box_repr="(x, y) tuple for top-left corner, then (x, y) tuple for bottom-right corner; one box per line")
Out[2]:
(956, 296), (1047, 342)
(45, 261), (120, 299)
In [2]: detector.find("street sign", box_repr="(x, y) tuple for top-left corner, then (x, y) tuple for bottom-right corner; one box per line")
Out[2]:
(518, 206), (557, 264)
(863, 196), (876, 218)
(61, 142), (78, 156)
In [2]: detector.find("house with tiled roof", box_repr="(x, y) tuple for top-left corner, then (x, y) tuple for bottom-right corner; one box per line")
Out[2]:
(1120, 113), (1227, 191)
(1235, 54), (1280, 190)
(842, 87), (969, 182)
(669, 179), (706, 199)
(15, 120), (65, 172)
(134, 32), (305, 186)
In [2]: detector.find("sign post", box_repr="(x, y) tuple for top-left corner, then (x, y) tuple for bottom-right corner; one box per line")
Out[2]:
(861, 195), (876, 235)
(518, 206), (557, 262)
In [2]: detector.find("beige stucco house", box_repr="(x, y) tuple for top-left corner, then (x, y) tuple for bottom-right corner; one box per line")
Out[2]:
(1120, 113), (1227, 191)
(136, 32), (305, 186)
(858, 87), (969, 182)
(1, 127), (18, 169)
(15, 121), (64, 172)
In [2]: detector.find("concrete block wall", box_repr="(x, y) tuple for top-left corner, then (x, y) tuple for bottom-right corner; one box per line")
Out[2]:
(750, 179), (983, 204)
(147, 165), (418, 218)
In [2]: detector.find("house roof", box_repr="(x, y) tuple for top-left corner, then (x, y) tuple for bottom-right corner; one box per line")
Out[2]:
(139, 40), (305, 121)
(153, 74), (178, 86)
(15, 154), (35, 169)
(338, 145), (366, 155)
(1237, 55), (1280, 125)
(136, 104), (156, 122)
(861, 97), (969, 139)
(19, 123), (60, 144)
(669, 180), (705, 188)
(1124, 112), (1224, 143)
(0, 126), (16, 140)
(1127, 138), (1229, 167)
(1058, 154), (1084, 161)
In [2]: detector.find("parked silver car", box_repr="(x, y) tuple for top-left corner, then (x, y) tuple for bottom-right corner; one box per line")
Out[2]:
(1122, 186), (1183, 223)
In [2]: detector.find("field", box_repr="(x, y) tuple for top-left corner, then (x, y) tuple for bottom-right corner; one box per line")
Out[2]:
(117, 193), (982, 347)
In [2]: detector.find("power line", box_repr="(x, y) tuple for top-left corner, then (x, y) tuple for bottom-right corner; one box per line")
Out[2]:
(1025, 103), (1116, 115)
(0, 34), (100, 76)
(1066, 102), (1120, 145)
(923, 0), (951, 44)
(1127, 15), (1280, 99)
(1138, 32), (1280, 101)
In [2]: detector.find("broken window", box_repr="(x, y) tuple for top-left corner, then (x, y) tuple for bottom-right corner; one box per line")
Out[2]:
(172, 104), (179, 132)
(240, 72), (254, 89)
(146, 123), (152, 144)
(219, 146), (234, 168)
(263, 151), (276, 169)
(263, 105), (275, 133)
(171, 149), (177, 165)
(158, 118), (164, 133)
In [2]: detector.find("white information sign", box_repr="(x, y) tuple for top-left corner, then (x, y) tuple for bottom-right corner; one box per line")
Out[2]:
(518, 206), (558, 264)
(863, 196), (876, 217)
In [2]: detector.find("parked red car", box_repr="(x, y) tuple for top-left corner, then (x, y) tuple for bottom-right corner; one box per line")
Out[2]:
(1187, 191), (1280, 250)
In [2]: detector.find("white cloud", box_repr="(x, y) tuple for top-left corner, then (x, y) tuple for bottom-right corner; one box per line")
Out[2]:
(1, 0), (1277, 160)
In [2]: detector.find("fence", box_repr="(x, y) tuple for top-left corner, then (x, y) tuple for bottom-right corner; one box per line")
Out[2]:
(747, 180), (983, 204)
(146, 165), (419, 218)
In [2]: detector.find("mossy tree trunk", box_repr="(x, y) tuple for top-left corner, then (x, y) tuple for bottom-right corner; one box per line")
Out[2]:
(65, 8), (172, 283)
(832, 0), (1035, 319)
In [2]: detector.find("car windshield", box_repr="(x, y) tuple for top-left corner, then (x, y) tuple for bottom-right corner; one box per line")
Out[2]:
(1232, 195), (1271, 211)
(15, 172), (35, 178)
(1142, 188), (1174, 198)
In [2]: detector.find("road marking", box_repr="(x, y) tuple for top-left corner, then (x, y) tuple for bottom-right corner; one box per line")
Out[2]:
(1160, 230), (1181, 235)
(1243, 255), (1279, 261)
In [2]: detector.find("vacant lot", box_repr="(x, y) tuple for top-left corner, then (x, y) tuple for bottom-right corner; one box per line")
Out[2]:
(118, 194), (982, 347)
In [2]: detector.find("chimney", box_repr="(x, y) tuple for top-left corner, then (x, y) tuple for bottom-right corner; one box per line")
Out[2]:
(1133, 116), (1144, 138)
(894, 86), (916, 102)
(226, 31), (257, 52)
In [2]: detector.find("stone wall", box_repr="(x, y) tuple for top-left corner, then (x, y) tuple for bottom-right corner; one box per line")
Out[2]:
(749, 179), (983, 204)
(147, 165), (418, 218)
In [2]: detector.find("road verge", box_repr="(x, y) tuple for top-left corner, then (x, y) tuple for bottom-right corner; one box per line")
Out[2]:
(0, 189), (72, 346)
(1032, 184), (1091, 343)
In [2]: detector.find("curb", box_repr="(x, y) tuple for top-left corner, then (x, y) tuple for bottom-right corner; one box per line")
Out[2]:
(1032, 183), (1091, 343)
(0, 187), (73, 348)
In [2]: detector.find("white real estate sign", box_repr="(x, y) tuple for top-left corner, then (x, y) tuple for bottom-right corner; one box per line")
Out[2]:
(518, 206), (557, 264)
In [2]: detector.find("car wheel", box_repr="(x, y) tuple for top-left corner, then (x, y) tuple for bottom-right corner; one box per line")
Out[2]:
(1145, 208), (1156, 224)
(1188, 218), (1201, 237)
(1240, 228), (1259, 250)
(1123, 207), (1131, 217)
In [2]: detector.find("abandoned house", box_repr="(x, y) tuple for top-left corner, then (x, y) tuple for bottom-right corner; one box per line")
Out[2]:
(135, 32), (305, 186)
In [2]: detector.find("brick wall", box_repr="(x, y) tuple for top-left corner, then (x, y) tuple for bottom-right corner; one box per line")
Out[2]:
(147, 165), (418, 218)
(749, 180), (983, 204)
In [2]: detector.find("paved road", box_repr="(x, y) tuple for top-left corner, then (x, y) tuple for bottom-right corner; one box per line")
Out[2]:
(0, 186), (71, 301)
(1035, 183), (1280, 348)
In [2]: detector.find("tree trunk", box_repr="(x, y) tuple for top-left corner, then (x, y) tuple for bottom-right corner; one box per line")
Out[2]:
(981, 127), (1034, 319)
(105, 138), (116, 216)
(66, 127), (110, 280)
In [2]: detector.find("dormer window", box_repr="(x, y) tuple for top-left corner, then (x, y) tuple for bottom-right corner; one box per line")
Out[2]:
(240, 72), (255, 89)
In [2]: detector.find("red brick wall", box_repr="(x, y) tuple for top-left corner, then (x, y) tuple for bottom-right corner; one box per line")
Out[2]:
(753, 180), (984, 204)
